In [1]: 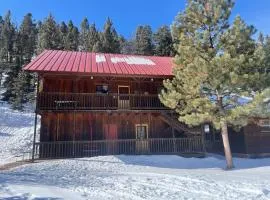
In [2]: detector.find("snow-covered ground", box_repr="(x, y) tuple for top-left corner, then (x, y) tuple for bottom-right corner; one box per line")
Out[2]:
(1, 155), (270, 200)
(0, 103), (38, 165)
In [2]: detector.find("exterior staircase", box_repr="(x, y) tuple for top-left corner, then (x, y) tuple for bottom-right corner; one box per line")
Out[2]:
(160, 111), (201, 136)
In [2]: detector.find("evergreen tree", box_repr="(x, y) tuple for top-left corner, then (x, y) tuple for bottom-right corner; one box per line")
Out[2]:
(8, 13), (37, 109)
(119, 36), (136, 54)
(92, 39), (103, 53)
(37, 14), (61, 53)
(88, 23), (100, 52)
(0, 15), (4, 86)
(263, 35), (270, 69)
(153, 25), (174, 56)
(2, 57), (21, 102)
(135, 25), (153, 55)
(100, 18), (120, 53)
(258, 32), (264, 45)
(258, 34), (270, 87)
(79, 17), (90, 51)
(59, 21), (68, 50)
(0, 11), (17, 101)
(159, 0), (268, 169)
(10, 70), (29, 110)
(17, 13), (37, 61)
(64, 20), (79, 51)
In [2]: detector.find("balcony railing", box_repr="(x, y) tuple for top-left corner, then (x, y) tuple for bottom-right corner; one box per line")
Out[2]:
(37, 92), (168, 110)
(33, 137), (205, 159)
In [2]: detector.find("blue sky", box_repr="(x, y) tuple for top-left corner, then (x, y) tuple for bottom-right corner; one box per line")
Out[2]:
(0, 0), (269, 38)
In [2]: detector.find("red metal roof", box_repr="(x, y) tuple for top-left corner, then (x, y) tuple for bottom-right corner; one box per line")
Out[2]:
(24, 50), (174, 77)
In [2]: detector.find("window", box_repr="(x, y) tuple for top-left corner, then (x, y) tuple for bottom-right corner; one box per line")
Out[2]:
(96, 85), (108, 94)
(135, 124), (148, 139)
(259, 119), (270, 133)
(259, 119), (270, 127)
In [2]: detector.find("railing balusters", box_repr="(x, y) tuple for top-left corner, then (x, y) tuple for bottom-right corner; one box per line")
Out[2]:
(38, 92), (169, 110)
(33, 137), (203, 160)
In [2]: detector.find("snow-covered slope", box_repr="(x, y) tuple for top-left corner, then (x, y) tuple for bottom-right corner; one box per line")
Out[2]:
(1, 155), (270, 200)
(0, 103), (39, 165)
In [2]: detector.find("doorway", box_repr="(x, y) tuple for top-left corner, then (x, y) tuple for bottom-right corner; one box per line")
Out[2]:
(135, 124), (149, 153)
(104, 124), (118, 154)
(118, 85), (130, 109)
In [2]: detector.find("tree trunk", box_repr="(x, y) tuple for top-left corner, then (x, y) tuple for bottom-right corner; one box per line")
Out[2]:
(221, 121), (234, 169)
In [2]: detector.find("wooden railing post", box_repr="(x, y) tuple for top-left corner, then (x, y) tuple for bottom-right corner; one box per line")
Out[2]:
(32, 78), (39, 162)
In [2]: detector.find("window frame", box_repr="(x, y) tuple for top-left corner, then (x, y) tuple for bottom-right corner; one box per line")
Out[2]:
(95, 84), (109, 94)
(135, 124), (149, 139)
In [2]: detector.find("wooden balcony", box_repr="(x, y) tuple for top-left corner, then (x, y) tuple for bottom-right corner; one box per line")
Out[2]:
(37, 92), (169, 111)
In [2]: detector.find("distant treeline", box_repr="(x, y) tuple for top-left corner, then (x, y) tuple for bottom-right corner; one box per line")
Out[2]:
(0, 11), (175, 110)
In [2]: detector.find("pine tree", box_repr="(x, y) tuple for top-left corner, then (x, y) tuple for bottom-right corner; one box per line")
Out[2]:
(135, 25), (153, 55)
(0, 11), (17, 101)
(119, 36), (136, 54)
(10, 70), (29, 110)
(17, 13), (37, 61)
(59, 21), (68, 50)
(64, 20), (79, 51)
(79, 17), (90, 51)
(88, 23), (100, 52)
(100, 18), (120, 53)
(258, 32), (264, 45)
(37, 14), (61, 53)
(0, 15), (4, 86)
(153, 25), (174, 56)
(262, 35), (270, 68)
(8, 13), (37, 109)
(159, 0), (268, 169)
(92, 39), (103, 53)
(2, 57), (21, 102)
(259, 34), (270, 86)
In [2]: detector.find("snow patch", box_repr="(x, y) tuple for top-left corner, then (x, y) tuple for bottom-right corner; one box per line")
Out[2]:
(111, 56), (155, 65)
(0, 103), (40, 165)
(96, 54), (106, 63)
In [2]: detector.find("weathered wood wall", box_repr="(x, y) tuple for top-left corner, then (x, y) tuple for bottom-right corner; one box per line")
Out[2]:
(244, 123), (270, 154)
(40, 112), (177, 142)
(227, 127), (246, 154)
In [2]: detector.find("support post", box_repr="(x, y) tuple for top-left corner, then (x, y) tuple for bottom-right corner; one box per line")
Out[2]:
(73, 111), (75, 157)
(201, 124), (206, 153)
(32, 75), (40, 162)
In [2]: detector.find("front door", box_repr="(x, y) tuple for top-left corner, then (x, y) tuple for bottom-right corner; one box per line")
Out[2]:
(135, 124), (149, 153)
(118, 86), (130, 109)
(104, 124), (118, 154)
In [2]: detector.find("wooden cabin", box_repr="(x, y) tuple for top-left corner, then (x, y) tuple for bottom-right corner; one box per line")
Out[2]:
(227, 119), (270, 156)
(24, 50), (203, 158)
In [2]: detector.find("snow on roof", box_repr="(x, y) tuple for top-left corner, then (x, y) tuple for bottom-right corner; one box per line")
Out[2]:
(111, 56), (155, 65)
(95, 54), (106, 63)
(23, 50), (173, 77)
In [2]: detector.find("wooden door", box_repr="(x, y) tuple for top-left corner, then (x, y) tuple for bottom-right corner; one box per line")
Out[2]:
(118, 86), (130, 109)
(104, 124), (118, 154)
(135, 124), (149, 154)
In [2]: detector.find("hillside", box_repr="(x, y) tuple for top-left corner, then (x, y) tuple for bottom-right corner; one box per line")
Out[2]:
(0, 102), (39, 165)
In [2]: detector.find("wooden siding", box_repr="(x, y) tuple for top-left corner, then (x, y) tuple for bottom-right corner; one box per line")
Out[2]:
(244, 123), (270, 154)
(228, 127), (246, 154)
(40, 112), (180, 143)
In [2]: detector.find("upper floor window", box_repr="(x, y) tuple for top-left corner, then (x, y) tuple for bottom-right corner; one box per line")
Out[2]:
(96, 85), (108, 94)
